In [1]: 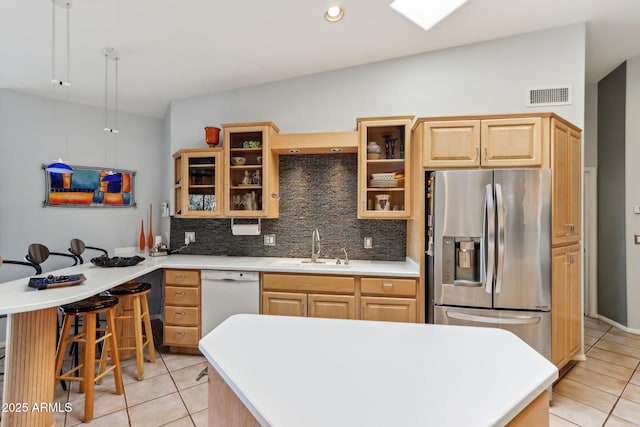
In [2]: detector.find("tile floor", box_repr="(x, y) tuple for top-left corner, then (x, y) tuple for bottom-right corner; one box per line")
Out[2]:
(1, 316), (639, 426)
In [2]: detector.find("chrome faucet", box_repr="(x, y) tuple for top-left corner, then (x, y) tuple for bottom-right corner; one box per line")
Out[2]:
(311, 228), (321, 262)
(341, 247), (350, 265)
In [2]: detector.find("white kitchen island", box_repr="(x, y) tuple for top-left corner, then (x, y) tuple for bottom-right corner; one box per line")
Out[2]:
(200, 314), (558, 427)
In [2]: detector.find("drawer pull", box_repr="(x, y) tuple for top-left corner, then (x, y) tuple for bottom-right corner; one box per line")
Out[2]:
(176, 274), (187, 279)
(175, 291), (186, 296)
(383, 283), (394, 288)
(175, 312), (185, 316)
(175, 331), (186, 336)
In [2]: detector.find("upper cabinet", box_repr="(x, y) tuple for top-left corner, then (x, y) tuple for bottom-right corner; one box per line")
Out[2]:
(357, 116), (414, 219)
(551, 118), (582, 245)
(223, 122), (280, 218)
(418, 117), (546, 168)
(173, 148), (223, 218)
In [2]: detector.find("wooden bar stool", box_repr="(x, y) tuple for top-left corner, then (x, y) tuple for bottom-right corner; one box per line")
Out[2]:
(55, 295), (124, 422)
(107, 282), (156, 380)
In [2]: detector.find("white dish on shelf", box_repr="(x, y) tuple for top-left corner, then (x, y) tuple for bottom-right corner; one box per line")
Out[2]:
(371, 173), (396, 180)
(369, 180), (398, 188)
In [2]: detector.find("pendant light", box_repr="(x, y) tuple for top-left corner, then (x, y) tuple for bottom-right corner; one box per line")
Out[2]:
(46, 0), (74, 174)
(102, 47), (121, 183)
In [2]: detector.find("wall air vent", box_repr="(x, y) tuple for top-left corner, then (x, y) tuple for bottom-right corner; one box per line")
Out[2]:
(526, 86), (572, 107)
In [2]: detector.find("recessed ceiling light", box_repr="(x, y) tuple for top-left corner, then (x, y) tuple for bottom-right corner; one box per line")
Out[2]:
(390, 0), (469, 31)
(325, 5), (344, 22)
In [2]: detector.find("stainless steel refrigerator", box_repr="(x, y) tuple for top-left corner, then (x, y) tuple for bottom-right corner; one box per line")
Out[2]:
(428, 169), (552, 360)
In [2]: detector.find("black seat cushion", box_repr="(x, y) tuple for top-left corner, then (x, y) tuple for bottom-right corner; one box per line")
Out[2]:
(108, 282), (151, 295)
(60, 295), (119, 313)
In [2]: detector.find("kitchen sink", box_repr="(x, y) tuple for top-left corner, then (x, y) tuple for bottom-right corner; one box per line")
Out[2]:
(270, 259), (352, 268)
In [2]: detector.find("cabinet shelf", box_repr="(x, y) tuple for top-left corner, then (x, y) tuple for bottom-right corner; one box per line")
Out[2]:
(189, 184), (215, 189)
(366, 187), (404, 192)
(230, 185), (262, 190)
(366, 159), (405, 164)
(189, 164), (215, 168)
(230, 165), (263, 169)
(229, 147), (263, 152)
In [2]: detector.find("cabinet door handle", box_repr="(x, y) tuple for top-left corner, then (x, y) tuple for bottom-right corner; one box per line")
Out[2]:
(475, 147), (480, 160)
(483, 147), (488, 160)
(567, 224), (576, 235)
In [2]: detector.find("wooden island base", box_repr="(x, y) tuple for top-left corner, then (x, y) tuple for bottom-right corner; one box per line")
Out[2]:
(207, 363), (549, 427)
(3, 308), (57, 427)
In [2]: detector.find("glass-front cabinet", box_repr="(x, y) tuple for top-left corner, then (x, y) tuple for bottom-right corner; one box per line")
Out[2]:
(357, 116), (413, 219)
(223, 122), (279, 218)
(173, 148), (222, 218)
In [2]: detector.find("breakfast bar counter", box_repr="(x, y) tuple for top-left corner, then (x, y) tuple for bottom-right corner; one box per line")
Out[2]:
(199, 314), (558, 427)
(0, 254), (418, 426)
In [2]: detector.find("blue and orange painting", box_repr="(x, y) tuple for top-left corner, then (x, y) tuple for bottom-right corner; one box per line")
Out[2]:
(43, 166), (136, 207)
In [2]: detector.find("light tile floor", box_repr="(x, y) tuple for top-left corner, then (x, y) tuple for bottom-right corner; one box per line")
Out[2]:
(1, 316), (639, 426)
(550, 317), (640, 427)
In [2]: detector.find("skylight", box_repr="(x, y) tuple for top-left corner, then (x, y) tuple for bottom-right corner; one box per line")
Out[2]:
(390, 0), (469, 31)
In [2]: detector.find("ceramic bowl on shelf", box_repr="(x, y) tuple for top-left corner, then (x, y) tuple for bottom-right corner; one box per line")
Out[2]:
(231, 157), (247, 166)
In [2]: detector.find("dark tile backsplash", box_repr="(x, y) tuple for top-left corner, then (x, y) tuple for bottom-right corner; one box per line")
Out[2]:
(170, 154), (406, 261)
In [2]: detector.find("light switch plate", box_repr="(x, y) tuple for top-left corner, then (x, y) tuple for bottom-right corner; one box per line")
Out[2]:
(634, 205), (640, 214)
(364, 237), (373, 249)
(635, 235), (640, 245)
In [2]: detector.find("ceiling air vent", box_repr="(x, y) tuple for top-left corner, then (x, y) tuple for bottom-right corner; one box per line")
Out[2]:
(526, 86), (572, 107)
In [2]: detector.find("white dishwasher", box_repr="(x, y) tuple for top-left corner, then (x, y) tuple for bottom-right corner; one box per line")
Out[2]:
(200, 270), (260, 337)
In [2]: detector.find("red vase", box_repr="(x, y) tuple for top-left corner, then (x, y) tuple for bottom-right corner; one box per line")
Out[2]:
(139, 220), (145, 251)
(147, 204), (154, 249)
(205, 127), (220, 147)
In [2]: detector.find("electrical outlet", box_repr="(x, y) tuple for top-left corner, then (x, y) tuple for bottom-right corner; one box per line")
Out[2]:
(264, 234), (276, 246)
(364, 237), (373, 249)
(635, 234), (640, 245)
(185, 232), (195, 244)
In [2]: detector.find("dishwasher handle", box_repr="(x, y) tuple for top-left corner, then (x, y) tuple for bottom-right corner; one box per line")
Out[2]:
(201, 270), (259, 282)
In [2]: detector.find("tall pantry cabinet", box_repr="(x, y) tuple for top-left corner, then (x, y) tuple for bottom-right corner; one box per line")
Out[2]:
(411, 113), (582, 370)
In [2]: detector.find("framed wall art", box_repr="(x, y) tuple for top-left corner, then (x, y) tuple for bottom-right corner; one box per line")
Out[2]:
(42, 164), (137, 208)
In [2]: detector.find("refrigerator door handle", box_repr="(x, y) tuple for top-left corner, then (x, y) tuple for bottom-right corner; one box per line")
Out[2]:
(445, 311), (541, 325)
(495, 183), (505, 294)
(453, 279), (483, 287)
(483, 184), (495, 294)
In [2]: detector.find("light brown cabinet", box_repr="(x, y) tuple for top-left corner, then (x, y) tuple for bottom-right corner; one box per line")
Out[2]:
(360, 277), (418, 323)
(357, 116), (413, 219)
(551, 244), (582, 369)
(418, 117), (545, 168)
(552, 118), (582, 245)
(261, 274), (356, 320)
(223, 122), (279, 218)
(163, 269), (201, 350)
(173, 148), (223, 218)
(261, 273), (418, 323)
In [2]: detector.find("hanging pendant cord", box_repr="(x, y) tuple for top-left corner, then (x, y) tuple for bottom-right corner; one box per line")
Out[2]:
(104, 52), (109, 132)
(66, 2), (71, 85)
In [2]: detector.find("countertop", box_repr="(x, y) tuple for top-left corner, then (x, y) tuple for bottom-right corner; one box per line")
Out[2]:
(0, 255), (419, 315)
(200, 314), (558, 427)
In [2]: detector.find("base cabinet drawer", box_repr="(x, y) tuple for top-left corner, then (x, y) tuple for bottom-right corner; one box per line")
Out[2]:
(164, 325), (200, 346)
(361, 278), (417, 297)
(165, 286), (200, 306)
(165, 306), (200, 326)
(361, 297), (417, 323)
(165, 269), (200, 286)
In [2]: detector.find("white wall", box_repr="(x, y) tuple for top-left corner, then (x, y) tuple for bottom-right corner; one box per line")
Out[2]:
(169, 24), (585, 156)
(626, 55), (640, 330)
(0, 89), (164, 343)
